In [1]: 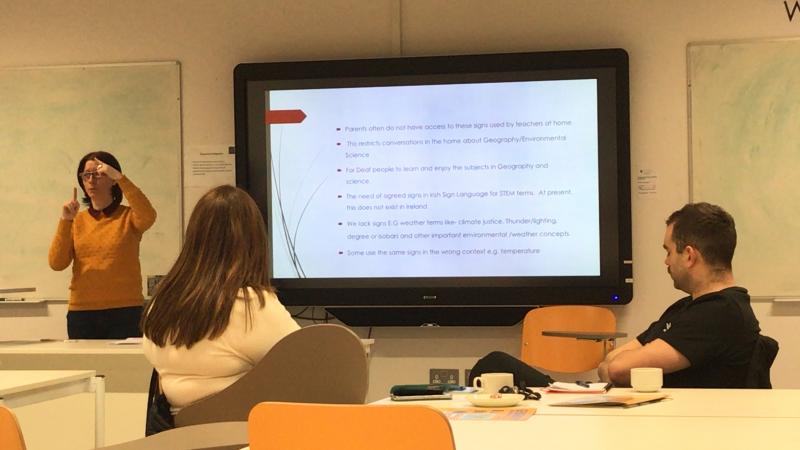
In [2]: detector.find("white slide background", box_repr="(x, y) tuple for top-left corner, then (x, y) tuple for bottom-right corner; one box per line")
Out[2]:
(267, 80), (599, 278)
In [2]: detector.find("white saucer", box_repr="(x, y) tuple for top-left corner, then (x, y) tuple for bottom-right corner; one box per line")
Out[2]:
(466, 393), (525, 407)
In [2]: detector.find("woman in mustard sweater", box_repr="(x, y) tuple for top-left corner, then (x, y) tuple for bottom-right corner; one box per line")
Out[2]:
(49, 151), (156, 339)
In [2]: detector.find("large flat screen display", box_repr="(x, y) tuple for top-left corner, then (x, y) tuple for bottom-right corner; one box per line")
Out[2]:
(234, 50), (632, 325)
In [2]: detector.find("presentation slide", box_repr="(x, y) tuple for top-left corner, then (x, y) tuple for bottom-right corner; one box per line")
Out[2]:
(266, 79), (600, 278)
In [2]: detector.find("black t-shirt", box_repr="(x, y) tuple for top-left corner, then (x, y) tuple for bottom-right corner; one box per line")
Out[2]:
(637, 287), (760, 388)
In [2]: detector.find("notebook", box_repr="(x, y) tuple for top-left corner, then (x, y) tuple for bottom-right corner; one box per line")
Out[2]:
(550, 393), (669, 408)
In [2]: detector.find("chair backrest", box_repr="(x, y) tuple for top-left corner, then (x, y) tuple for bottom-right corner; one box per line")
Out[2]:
(98, 421), (247, 450)
(248, 402), (456, 450)
(0, 405), (27, 450)
(175, 323), (369, 427)
(745, 334), (779, 389)
(520, 305), (617, 373)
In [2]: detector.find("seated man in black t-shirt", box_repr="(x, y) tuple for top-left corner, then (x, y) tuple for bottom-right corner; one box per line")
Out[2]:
(598, 202), (760, 388)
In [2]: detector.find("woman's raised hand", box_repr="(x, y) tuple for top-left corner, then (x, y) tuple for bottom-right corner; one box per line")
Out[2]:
(62, 187), (79, 220)
(93, 157), (122, 181)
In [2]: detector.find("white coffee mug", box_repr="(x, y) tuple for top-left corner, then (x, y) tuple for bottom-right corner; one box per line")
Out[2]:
(630, 367), (663, 392)
(472, 372), (514, 393)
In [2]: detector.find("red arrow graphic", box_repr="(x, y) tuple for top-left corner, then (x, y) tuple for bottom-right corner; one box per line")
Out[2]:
(265, 109), (307, 124)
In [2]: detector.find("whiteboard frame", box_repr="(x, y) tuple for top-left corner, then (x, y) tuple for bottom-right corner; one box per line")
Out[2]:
(687, 36), (800, 299)
(0, 61), (183, 299)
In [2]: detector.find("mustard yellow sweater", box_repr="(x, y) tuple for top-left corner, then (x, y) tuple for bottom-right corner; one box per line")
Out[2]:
(48, 176), (157, 311)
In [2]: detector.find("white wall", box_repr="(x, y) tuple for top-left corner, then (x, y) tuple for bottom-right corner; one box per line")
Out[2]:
(2, 0), (799, 423)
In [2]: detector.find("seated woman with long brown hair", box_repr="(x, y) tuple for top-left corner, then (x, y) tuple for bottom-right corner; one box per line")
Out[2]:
(141, 185), (299, 413)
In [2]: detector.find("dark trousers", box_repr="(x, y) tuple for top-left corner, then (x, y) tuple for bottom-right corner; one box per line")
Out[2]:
(67, 306), (143, 339)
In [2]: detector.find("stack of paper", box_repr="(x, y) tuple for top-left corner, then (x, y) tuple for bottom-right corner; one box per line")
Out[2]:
(544, 382), (612, 393)
(442, 408), (536, 421)
(108, 337), (143, 345)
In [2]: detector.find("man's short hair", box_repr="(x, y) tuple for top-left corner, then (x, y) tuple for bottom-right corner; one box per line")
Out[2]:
(666, 202), (736, 270)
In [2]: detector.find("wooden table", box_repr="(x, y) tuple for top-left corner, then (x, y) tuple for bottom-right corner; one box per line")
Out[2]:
(0, 370), (106, 447)
(371, 388), (800, 450)
(0, 340), (150, 393)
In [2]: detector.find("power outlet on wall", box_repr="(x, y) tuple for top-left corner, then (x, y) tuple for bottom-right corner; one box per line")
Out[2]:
(430, 368), (459, 385)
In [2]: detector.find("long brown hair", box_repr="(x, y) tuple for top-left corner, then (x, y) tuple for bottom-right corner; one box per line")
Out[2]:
(142, 185), (272, 348)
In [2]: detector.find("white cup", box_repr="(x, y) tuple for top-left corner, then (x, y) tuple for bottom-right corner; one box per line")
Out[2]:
(472, 372), (514, 393)
(630, 367), (663, 392)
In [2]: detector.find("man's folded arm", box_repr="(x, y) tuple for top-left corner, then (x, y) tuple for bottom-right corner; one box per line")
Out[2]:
(598, 339), (641, 382)
(604, 338), (690, 386)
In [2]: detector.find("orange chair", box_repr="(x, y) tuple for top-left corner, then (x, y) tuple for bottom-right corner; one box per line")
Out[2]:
(0, 405), (27, 450)
(520, 305), (619, 373)
(248, 402), (455, 450)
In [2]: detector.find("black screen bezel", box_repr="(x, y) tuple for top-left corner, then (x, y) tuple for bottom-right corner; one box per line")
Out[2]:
(233, 49), (632, 314)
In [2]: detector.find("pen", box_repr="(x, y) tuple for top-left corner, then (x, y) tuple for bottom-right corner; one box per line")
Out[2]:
(603, 382), (613, 392)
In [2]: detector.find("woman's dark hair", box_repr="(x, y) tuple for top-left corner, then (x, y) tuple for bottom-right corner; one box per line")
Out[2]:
(141, 185), (272, 348)
(76, 151), (123, 208)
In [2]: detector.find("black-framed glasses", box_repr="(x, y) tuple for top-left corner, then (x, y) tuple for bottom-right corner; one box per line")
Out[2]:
(499, 383), (541, 400)
(79, 171), (104, 181)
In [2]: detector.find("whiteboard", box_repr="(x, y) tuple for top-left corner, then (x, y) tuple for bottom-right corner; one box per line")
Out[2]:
(0, 62), (182, 299)
(688, 39), (800, 298)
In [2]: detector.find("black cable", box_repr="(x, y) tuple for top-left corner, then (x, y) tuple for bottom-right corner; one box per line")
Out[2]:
(290, 306), (334, 323)
(290, 306), (310, 319)
(291, 314), (320, 321)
